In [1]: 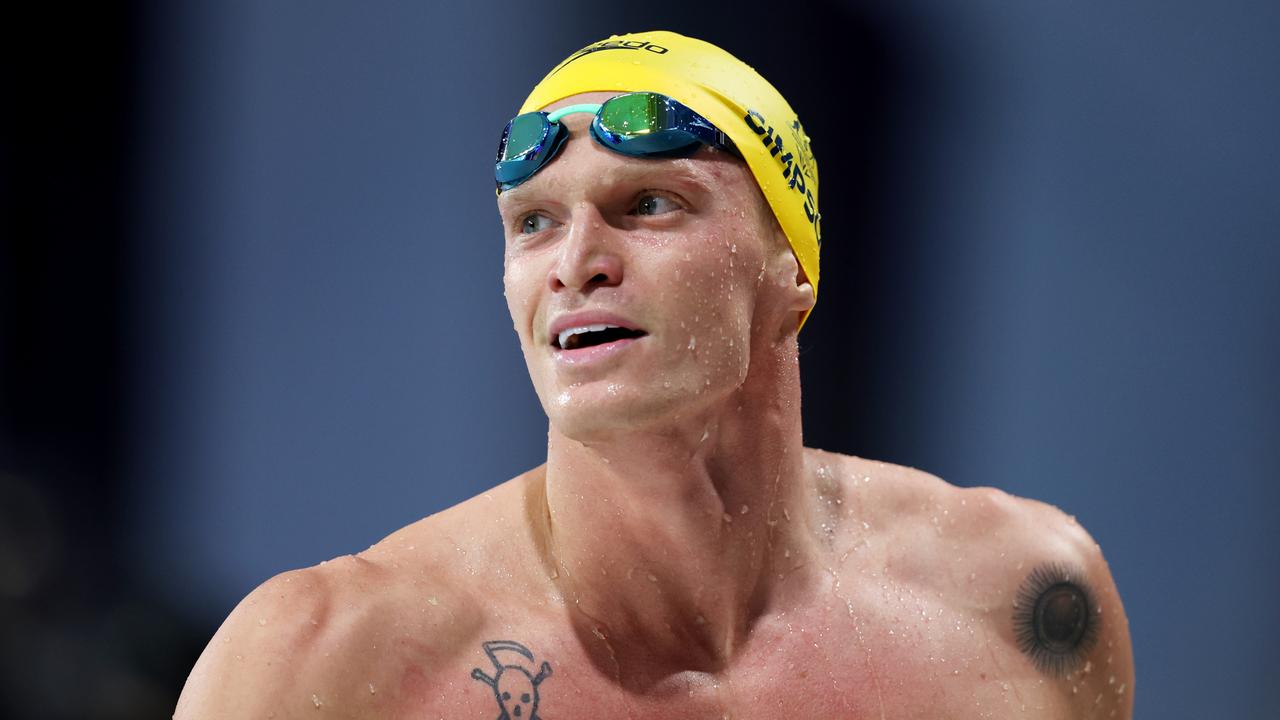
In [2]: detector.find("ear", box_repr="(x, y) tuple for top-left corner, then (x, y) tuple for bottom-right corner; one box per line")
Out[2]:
(777, 243), (815, 314)
(767, 247), (815, 337)
(790, 264), (816, 314)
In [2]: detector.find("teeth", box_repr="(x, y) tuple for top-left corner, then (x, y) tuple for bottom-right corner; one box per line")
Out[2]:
(558, 323), (621, 349)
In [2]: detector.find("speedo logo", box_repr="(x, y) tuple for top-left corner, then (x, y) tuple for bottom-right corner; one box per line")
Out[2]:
(744, 109), (821, 245)
(550, 39), (670, 75)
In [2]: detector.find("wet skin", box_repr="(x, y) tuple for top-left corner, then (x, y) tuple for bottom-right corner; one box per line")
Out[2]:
(175, 95), (1134, 719)
(175, 458), (1132, 719)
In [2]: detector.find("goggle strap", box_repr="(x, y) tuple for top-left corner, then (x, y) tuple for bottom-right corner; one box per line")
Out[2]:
(547, 103), (603, 123)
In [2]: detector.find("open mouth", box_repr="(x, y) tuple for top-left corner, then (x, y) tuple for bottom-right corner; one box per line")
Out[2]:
(553, 324), (648, 351)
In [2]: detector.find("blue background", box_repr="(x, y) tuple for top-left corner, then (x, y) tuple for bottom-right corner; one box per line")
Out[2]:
(2, 1), (1277, 717)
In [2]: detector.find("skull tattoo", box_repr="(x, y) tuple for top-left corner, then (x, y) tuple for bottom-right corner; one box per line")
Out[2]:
(471, 640), (553, 720)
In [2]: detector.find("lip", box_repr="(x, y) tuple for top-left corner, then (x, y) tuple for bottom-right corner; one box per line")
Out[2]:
(548, 310), (645, 341)
(547, 310), (647, 366)
(554, 335), (644, 365)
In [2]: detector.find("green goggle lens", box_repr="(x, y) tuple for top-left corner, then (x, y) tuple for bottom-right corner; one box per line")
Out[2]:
(597, 92), (666, 136)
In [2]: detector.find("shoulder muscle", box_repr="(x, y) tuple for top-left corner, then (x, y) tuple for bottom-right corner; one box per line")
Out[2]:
(983, 489), (1135, 718)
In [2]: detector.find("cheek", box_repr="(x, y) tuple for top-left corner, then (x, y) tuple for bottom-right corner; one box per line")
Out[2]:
(503, 261), (540, 328)
(674, 232), (764, 321)
(657, 233), (761, 371)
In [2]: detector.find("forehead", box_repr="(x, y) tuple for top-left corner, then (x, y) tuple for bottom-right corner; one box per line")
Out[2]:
(540, 90), (624, 113)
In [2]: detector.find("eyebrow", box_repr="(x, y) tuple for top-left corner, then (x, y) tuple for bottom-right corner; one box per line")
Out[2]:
(606, 158), (721, 193)
(500, 158), (719, 209)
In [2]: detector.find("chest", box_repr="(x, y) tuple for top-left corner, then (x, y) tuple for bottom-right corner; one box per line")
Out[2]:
(383, 593), (1069, 720)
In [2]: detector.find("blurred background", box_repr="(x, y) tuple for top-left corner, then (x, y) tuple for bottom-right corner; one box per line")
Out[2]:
(3, 1), (1277, 717)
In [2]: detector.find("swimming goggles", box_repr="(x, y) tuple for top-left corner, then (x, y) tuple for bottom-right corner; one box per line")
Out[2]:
(495, 91), (740, 191)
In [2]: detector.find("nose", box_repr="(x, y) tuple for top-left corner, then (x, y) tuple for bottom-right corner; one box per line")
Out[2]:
(548, 203), (623, 293)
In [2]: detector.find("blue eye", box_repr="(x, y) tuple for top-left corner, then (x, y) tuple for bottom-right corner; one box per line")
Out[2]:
(635, 194), (680, 216)
(520, 213), (554, 234)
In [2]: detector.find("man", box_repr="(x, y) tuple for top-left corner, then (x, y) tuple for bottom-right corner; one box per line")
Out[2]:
(176, 31), (1133, 719)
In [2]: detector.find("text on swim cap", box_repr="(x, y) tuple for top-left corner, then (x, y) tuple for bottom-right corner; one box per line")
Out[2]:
(744, 109), (821, 245)
(551, 39), (669, 75)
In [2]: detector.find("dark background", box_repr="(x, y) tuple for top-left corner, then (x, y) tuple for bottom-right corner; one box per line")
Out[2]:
(3, 1), (1277, 717)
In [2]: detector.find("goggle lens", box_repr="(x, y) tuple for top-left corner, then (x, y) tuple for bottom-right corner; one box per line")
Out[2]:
(500, 113), (549, 162)
(496, 113), (564, 188)
(598, 92), (667, 137)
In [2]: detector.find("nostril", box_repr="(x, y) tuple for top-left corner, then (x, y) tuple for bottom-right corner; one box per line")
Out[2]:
(590, 272), (609, 284)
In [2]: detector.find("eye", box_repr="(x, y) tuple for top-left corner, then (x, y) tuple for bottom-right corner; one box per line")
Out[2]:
(634, 193), (681, 216)
(519, 212), (555, 234)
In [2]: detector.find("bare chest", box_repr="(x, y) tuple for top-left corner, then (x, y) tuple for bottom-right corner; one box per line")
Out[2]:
(378, 594), (1072, 720)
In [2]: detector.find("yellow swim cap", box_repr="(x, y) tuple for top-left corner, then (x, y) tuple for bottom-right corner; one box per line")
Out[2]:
(520, 30), (821, 329)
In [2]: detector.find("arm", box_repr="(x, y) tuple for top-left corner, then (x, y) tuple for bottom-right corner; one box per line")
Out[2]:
(1001, 493), (1135, 719)
(1060, 517), (1134, 719)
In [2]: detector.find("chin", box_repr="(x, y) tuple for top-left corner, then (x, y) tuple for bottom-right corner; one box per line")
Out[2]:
(541, 375), (738, 443)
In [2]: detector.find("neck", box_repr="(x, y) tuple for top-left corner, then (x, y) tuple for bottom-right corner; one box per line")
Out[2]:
(532, 336), (819, 688)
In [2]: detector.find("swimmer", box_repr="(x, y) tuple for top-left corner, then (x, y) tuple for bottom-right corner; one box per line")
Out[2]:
(176, 31), (1133, 719)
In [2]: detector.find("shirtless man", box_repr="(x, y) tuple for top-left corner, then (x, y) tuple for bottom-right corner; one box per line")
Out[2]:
(176, 31), (1133, 719)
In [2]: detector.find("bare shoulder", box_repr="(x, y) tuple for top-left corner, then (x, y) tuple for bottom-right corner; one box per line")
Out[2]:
(808, 448), (1134, 717)
(175, 469), (546, 720)
(975, 485), (1133, 708)
(174, 554), (478, 719)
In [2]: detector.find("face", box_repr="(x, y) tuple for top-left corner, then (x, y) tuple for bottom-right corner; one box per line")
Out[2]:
(498, 92), (812, 441)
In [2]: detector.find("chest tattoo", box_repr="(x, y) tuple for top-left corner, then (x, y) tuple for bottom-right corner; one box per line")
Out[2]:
(471, 640), (553, 719)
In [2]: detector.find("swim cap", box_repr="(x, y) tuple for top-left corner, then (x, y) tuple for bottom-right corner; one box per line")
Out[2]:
(519, 30), (821, 329)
